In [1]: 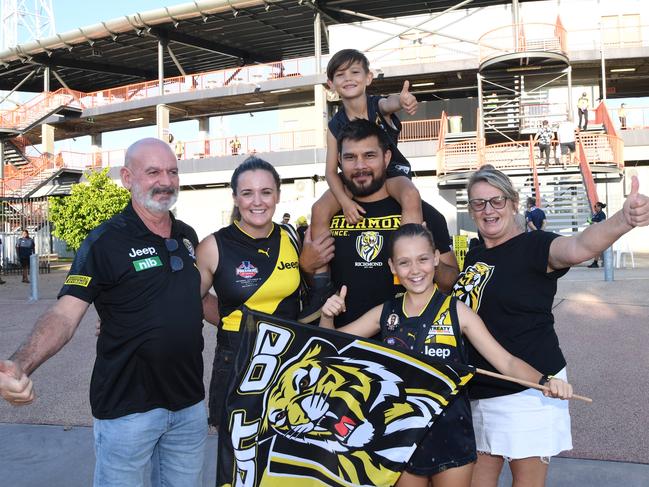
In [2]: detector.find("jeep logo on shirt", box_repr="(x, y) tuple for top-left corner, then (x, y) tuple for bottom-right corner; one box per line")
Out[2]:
(277, 261), (299, 270)
(129, 247), (157, 258)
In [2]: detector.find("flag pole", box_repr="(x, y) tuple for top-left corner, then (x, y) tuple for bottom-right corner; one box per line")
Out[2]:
(476, 368), (592, 403)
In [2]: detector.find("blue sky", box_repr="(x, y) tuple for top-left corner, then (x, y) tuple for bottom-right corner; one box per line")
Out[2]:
(49, 1), (277, 152)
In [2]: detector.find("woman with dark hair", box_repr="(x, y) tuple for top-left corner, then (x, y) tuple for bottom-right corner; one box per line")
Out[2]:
(196, 157), (304, 430)
(452, 166), (649, 487)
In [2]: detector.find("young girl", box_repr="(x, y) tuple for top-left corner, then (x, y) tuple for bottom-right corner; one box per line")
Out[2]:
(320, 223), (573, 487)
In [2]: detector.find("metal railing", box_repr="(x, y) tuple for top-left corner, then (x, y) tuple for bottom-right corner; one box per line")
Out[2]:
(0, 88), (84, 131)
(478, 21), (567, 64)
(577, 139), (600, 208)
(1, 118), (445, 195)
(437, 133), (623, 176)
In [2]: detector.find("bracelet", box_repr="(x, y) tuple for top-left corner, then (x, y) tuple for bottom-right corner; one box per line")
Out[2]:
(538, 374), (554, 385)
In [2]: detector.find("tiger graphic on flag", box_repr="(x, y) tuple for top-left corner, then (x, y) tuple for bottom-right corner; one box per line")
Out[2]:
(258, 339), (444, 485)
(217, 311), (475, 487)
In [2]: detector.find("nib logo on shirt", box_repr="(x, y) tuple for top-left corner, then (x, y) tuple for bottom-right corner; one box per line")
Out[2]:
(133, 256), (162, 272)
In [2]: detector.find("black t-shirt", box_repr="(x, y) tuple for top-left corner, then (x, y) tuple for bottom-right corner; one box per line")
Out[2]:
(328, 94), (411, 177)
(59, 202), (204, 419)
(452, 231), (569, 399)
(329, 196), (452, 326)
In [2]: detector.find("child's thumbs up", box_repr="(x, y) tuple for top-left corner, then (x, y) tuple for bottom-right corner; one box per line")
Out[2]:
(399, 80), (417, 115)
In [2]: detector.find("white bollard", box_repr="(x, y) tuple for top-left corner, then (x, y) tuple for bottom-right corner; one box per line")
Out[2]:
(603, 247), (614, 282)
(29, 253), (38, 302)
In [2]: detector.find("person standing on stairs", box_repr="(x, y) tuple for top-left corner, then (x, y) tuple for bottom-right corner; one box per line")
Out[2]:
(534, 120), (555, 170)
(557, 120), (577, 169)
(525, 197), (547, 232)
(577, 92), (589, 131)
(587, 201), (607, 268)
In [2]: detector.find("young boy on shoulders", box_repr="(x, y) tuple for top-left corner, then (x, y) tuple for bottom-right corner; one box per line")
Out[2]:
(310, 49), (422, 241)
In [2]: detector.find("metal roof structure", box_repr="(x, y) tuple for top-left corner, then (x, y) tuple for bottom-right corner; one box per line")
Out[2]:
(0, 0), (532, 93)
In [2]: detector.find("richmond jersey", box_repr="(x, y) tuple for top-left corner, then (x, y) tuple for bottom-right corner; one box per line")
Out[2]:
(212, 222), (300, 332)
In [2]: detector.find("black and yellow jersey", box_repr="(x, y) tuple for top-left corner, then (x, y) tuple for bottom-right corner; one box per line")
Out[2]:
(212, 221), (300, 332)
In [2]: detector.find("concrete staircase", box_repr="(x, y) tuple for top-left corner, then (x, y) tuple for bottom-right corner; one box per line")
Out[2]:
(521, 172), (591, 236)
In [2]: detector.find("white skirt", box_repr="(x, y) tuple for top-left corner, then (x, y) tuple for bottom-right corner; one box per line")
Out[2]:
(471, 367), (572, 459)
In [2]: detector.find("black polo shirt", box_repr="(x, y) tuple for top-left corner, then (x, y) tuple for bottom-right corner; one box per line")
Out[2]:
(59, 202), (204, 419)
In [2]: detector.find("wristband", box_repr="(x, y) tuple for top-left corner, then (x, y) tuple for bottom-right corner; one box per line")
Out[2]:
(539, 374), (553, 385)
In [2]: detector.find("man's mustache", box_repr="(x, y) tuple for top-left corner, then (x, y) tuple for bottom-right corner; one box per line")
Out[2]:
(151, 186), (177, 196)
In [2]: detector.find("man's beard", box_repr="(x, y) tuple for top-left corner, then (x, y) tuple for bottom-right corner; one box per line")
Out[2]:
(341, 169), (386, 198)
(131, 182), (178, 213)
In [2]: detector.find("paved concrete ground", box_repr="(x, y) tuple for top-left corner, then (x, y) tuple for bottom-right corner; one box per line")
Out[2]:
(1, 259), (648, 486)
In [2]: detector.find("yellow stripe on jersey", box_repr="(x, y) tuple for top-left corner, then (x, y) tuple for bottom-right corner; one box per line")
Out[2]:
(428, 295), (457, 347)
(222, 229), (300, 332)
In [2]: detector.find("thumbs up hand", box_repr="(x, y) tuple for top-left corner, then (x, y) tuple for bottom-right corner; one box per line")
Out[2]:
(399, 80), (418, 115)
(622, 176), (649, 228)
(321, 285), (347, 320)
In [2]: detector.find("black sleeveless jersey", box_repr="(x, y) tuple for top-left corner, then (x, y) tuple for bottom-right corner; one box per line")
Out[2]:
(379, 290), (467, 366)
(380, 290), (475, 474)
(212, 222), (300, 332)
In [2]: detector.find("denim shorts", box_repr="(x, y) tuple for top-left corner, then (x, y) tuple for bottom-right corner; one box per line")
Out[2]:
(93, 401), (207, 487)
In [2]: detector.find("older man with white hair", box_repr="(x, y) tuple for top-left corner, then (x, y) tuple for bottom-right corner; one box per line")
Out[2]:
(0, 138), (207, 486)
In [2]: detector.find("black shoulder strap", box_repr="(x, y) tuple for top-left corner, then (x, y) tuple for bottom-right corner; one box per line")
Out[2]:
(280, 222), (301, 253)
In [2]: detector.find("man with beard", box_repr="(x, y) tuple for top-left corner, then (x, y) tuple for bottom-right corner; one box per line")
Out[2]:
(0, 138), (208, 486)
(325, 119), (458, 326)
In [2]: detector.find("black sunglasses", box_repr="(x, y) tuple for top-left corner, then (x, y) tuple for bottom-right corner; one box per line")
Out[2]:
(165, 238), (184, 272)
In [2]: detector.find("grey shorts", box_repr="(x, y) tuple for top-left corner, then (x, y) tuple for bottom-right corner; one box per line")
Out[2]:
(560, 142), (575, 155)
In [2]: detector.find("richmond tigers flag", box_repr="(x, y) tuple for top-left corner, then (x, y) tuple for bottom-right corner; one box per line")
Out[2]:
(217, 308), (475, 487)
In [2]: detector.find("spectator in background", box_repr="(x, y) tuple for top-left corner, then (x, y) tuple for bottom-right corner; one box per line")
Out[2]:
(525, 197), (547, 231)
(16, 229), (35, 283)
(174, 138), (184, 160)
(282, 213), (291, 225)
(230, 136), (241, 155)
(295, 215), (308, 243)
(557, 120), (577, 169)
(577, 92), (589, 130)
(587, 201), (607, 268)
(534, 120), (555, 170)
(619, 103), (627, 130)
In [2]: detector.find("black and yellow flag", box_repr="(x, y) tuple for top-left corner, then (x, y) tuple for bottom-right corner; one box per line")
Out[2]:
(217, 308), (475, 487)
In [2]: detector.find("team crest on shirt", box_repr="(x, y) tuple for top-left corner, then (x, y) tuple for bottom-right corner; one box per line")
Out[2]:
(452, 262), (495, 312)
(236, 261), (258, 279)
(183, 238), (196, 260)
(355, 231), (383, 265)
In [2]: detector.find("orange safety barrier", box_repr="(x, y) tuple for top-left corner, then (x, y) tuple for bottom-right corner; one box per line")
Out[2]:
(579, 133), (624, 169)
(438, 139), (482, 175)
(0, 88), (84, 131)
(577, 139), (599, 208)
(400, 119), (441, 142)
(529, 135), (541, 207)
(481, 141), (534, 170)
(594, 101), (618, 138)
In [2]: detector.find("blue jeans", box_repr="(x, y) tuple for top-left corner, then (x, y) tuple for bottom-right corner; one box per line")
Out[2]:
(93, 401), (207, 487)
